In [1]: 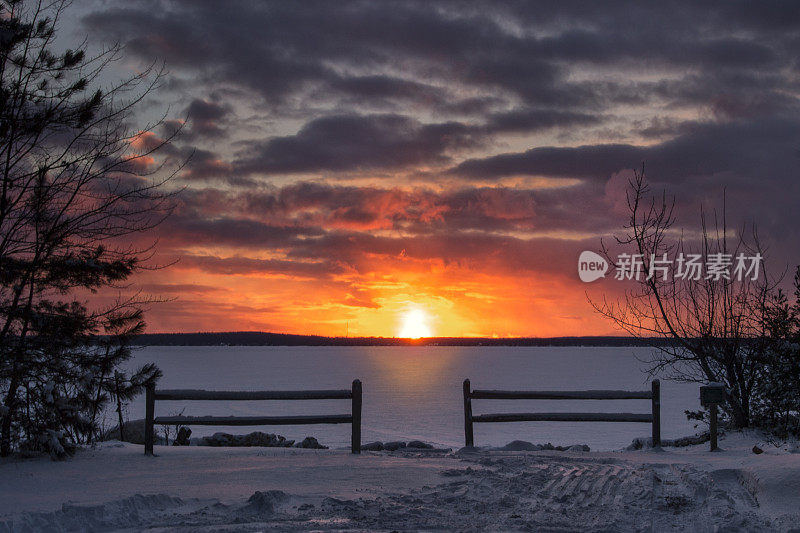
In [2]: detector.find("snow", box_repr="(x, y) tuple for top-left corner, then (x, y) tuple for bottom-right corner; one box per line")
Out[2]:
(1, 432), (799, 531)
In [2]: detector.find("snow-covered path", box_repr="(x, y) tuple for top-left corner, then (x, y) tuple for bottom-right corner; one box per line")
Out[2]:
(2, 434), (799, 531)
(0, 443), (450, 514)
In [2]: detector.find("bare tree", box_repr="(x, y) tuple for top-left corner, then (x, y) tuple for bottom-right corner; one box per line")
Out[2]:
(0, 0), (181, 456)
(592, 167), (777, 428)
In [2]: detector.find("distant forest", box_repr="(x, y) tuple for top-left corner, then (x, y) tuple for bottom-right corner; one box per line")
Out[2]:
(132, 332), (676, 347)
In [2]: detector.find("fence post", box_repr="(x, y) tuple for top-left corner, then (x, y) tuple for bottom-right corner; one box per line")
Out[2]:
(351, 379), (362, 454)
(463, 379), (474, 447)
(709, 403), (718, 451)
(651, 379), (661, 448)
(144, 383), (155, 456)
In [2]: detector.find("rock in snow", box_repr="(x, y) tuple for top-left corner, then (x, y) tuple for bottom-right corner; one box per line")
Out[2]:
(294, 437), (327, 449)
(567, 444), (591, 452)
(499, 440), (544, 451)
(494, 440), (591, 452)
(361, 440), (439, 451)
(200, 432), (297, 447)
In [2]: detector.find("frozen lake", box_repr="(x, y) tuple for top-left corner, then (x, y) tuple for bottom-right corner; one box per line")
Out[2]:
(123, 346), (700, 451)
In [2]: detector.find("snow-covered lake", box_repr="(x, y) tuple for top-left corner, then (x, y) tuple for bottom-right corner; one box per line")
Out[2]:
(123, 346), (700, 451)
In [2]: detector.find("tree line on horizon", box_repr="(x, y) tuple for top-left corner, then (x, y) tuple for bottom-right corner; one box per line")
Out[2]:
(128, 331), (680, 347)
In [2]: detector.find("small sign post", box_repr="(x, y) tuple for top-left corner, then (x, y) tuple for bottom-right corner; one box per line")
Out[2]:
(700, 383), (726, 451)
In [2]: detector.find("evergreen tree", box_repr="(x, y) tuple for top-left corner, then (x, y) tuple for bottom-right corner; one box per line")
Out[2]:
(754, 266), (800, 435)
(0, 0), (179, 457)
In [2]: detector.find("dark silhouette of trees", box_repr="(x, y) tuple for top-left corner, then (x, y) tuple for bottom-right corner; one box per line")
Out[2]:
(755, 267), (800, 435)
(592, 168), (780, 429)
(0, 0), (179, 456)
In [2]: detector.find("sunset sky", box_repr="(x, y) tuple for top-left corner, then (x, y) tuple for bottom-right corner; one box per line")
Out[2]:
(69, 1), (800, 337)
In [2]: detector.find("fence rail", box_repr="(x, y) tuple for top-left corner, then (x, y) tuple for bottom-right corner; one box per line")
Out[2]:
(469, 390), (653, 400)
(153, 414), (355, 426)
(145, 380), (362, 455)
(154, 389), (353, 401)
(463, 379), (660, 448)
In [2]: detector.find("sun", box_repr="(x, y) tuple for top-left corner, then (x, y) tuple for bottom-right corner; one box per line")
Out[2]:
(398, 308), (433, 338)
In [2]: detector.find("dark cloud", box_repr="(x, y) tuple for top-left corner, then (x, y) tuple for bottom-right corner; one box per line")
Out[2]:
(177, 254), (347, 278)
(83, 1), (800, 113)
(180, 149), (234, 181)
(182, 106), (598, 181)
(484, 108), (602, 134)
(84, 1), (800, 188)
(635, 117), (702, 140)
(233, 114), (477, 175)
(157, 215), (325, 249)
(324, 75), (447, 108)
(453, 144), (644, 181)
(452, 115), (800, 184)
(140, 283), (228, 293)
(184, 98), (232, 139)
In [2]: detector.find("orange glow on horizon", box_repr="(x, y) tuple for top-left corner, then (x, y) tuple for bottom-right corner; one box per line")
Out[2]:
(116, 253), (629, 338)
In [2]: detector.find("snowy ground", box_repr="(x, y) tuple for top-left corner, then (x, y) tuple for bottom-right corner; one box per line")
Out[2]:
(2, 432), (799, 532)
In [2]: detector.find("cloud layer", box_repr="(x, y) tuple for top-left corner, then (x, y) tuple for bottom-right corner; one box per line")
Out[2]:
(79, 0), (800, 335)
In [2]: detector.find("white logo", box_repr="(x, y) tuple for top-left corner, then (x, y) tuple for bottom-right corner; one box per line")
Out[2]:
(578, 251), (609, 282)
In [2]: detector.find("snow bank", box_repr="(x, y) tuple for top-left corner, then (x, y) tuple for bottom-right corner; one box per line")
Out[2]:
(2, 433), (799, 531)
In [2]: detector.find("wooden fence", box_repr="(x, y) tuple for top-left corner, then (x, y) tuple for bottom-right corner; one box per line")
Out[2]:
(145, 379), (362, 454)
(462, 379), (660, 448)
